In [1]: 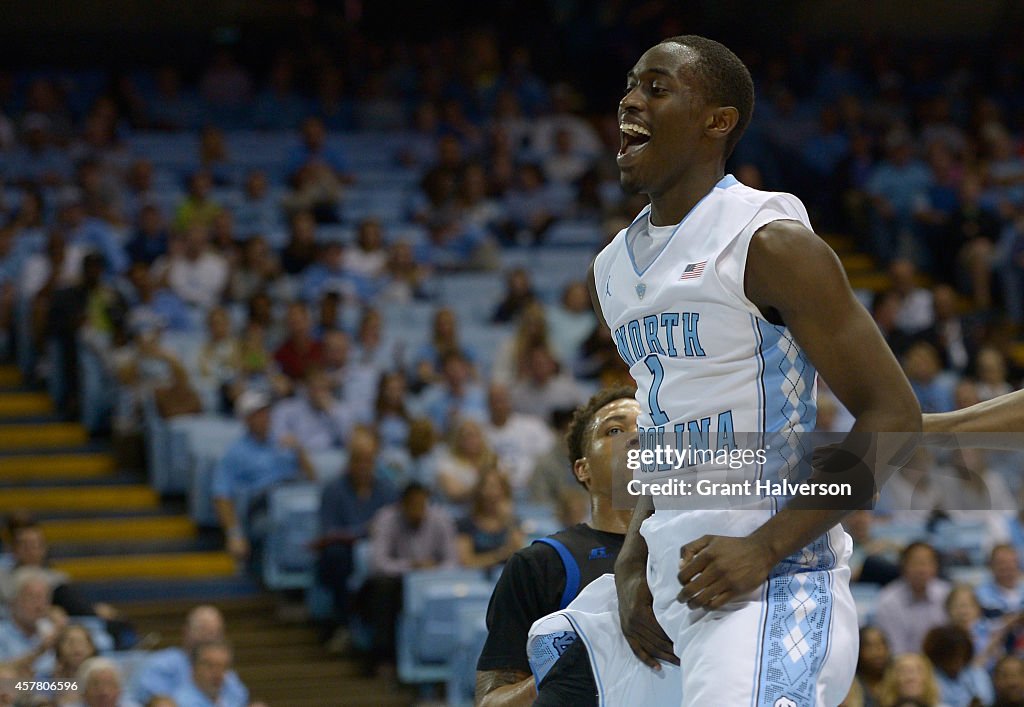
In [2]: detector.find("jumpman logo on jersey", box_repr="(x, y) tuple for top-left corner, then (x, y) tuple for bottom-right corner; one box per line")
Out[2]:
(605, 276), (612, 297)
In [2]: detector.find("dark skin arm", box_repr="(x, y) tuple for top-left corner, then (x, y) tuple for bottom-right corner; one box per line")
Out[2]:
(677, 220), (921, 610)
(475, 668), (535, 707)
(923, 389), (1024, 448)
(615, 494), (679, 669)
(590, 259), (679, 668)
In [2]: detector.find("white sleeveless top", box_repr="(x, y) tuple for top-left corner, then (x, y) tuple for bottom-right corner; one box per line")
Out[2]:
(593, 174), (818, 495)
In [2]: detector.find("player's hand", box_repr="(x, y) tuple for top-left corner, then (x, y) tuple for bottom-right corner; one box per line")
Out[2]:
(677, 534), (774, 610)
(615, 564), (679, 670)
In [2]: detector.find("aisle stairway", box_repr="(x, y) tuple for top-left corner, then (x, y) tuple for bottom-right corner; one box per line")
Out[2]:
(0, 365), (413, 704)
(0, 364), (243, 600)
(120, 596), (414, 706)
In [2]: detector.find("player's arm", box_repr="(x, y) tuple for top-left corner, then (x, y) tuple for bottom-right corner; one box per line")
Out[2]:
(474, 550), (555, 706)
(475, 670), (535, 707)
(923, 389), (1024, 448)
(615, 494), (678, 668)
(678, 220), (921, 610)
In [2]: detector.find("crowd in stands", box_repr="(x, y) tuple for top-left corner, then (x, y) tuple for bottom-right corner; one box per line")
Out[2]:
(0, 542), (259, 707)
(3, 21), (1024, 706)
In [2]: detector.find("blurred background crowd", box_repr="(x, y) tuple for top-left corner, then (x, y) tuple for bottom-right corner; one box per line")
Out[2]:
(3, 1), (1024, 705)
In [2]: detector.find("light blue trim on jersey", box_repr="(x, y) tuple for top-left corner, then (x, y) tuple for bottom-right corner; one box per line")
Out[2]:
(624, 174), (738, 277)
(749, 315), (767, 483)
(750, 580), (770, 707)
(717, 174), (740, 189)
(754, 571), (835, 706)
(755, 319), (817, 483)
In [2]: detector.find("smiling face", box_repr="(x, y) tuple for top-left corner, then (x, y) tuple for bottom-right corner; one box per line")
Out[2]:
(617, 43), (717, 197)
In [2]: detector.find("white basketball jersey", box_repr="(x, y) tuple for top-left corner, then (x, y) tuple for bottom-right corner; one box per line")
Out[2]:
(593, 174), (818, 490)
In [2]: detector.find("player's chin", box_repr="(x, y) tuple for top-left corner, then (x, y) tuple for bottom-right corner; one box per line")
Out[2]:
(619, 169), (646, 195)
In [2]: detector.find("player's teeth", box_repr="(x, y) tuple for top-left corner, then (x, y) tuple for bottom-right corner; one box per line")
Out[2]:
(620, 124), (650, 137)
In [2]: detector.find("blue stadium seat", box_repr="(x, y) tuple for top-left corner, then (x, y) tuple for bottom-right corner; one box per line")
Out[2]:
(315, 224), (354, 244)
(870, 521), (926, 548)
(397, 568), (491, 684)
(435, 274), (505, 325)
(849, 583), (881, 626)
(947, 565), (989, 587)
(308, 450), (348, 483)
(545, 220), (602, 247)
(527, 247), (593, 299)
(519, 504), (562, 542)
(446, 601), (491, 707)
(262, 482), (322, 590)
(932, 519), (990, 566)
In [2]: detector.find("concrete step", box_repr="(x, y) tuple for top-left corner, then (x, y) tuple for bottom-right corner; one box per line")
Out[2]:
(0, 365), (24, 388)
(40, 515), (196, 545)
(0, 484), (159, 513)
(0, 391), (53, 417)
(52, 550), (236, 582)
(0, 453), (116, 482)
(0, 422), (88, 450)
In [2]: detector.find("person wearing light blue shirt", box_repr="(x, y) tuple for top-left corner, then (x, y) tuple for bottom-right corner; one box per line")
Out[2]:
(61, 199), (129, 275)
(299, 241), (376, 303)
(171, 640), (248, 707)
(213, 391), (314, 562)
(269, 368), (356, 453)
(865, 130), (933, 264)
(976, 544), (1024, 618)
(131, 606), (247, 705)
(413, 352), (488, 434)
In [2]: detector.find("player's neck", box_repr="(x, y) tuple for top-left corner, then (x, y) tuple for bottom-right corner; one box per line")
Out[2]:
(648, 167), (725, 227)
(588, 497), (631, 535)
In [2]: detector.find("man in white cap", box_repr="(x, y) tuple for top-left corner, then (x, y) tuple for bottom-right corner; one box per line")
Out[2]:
(213, 390), (314, 563)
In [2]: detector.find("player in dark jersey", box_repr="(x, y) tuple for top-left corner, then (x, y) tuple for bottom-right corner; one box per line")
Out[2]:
(474, 386), (638, 707)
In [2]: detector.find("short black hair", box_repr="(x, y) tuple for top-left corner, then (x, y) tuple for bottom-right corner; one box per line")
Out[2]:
(659, 35), (754, 159)
(401, 481), (429, 501)
(922, 624), (974, 665)
(900, 540), (939, 567)
(566, 386), (637, 473)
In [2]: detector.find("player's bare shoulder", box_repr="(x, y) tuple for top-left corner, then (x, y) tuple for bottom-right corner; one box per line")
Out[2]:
(744, 219), (846, 314)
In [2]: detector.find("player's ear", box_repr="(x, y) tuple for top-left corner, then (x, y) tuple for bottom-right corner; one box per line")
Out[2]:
(573, 458), (591, 489)
(705, 106), (739, 142)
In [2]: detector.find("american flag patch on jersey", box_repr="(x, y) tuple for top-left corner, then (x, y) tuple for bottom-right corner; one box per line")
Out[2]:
(680, 261), (707, 279)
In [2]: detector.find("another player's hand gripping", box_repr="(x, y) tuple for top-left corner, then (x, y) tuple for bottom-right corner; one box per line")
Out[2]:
(677, 535), (776, 610)
(615, 565), (679, 670)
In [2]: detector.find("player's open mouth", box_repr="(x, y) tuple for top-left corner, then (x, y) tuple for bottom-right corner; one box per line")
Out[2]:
(618, 121), (652, 159)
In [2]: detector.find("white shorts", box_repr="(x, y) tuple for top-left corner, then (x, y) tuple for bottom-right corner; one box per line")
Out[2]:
(528, 510), (858, 707)
(527, 573), (682, 706)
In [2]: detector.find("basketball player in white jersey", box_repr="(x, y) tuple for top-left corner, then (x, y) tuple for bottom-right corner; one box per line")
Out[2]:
(580, 35), (922, 705)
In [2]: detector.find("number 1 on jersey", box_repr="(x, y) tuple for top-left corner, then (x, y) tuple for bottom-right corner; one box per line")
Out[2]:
(644, 354), (669, 425)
